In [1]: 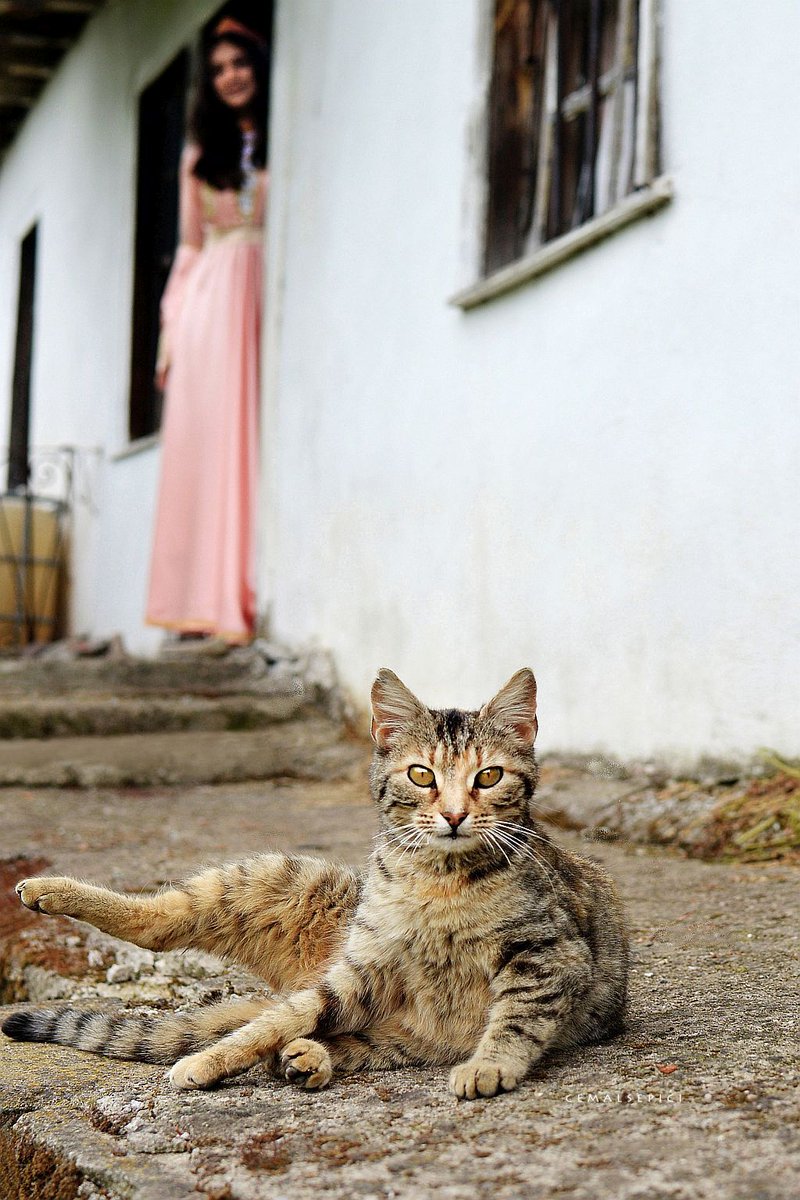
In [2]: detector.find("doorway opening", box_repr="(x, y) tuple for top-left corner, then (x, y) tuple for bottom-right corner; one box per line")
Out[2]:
(8, 223), (37, 491)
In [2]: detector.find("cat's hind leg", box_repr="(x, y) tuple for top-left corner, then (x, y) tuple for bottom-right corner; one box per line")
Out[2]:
(168, 957), (390, 1089)
(16, 854), (362, 990)
(279, 1031), (402, 1090)
(280, 1038), (334, 1089)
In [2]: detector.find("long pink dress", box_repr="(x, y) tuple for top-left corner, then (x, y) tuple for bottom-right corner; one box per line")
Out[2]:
(146, 145), (266, 643)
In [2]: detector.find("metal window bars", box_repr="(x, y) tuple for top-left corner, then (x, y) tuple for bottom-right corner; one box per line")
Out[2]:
(485, 0), (658, 274)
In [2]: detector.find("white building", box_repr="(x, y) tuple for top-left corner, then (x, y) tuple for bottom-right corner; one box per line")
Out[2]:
(0, 0), (798, 761)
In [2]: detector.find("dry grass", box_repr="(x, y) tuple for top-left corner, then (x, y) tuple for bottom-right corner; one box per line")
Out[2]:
(687, 759), (800, 863)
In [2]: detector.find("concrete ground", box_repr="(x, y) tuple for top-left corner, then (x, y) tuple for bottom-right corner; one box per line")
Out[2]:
(1, 756), (799, 1199)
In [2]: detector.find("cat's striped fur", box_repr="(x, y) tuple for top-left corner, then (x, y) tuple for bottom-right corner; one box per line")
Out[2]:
(3, 668), (628, 1099)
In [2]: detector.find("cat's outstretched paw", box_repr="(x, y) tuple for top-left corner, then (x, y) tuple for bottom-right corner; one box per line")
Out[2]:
(16, 877), (78, 916)
(449, 1057), (522, 1100)
(169, 1052), (223, 1090)
(280, 1038), (332, 1090)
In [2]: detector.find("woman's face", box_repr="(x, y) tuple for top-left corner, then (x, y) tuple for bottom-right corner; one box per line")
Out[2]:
(209, 40), (257, 111)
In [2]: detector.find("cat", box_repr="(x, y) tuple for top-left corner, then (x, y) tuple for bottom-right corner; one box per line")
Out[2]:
(2, 667), (628, 1100)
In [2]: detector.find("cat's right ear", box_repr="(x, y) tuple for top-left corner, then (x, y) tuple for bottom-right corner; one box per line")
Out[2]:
(370, 669), (425, 748)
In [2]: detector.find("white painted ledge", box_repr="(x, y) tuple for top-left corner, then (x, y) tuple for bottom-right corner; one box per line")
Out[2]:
(111, 433), (160, 462)
(450, 174), (674, 311)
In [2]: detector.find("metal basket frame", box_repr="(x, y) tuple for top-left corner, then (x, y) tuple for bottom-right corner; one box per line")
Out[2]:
(0, 446), (78, 648)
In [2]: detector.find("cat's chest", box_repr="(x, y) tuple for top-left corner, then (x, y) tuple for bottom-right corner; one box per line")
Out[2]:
(353, 882), (504, 979)
(351, 885), (501, 1051)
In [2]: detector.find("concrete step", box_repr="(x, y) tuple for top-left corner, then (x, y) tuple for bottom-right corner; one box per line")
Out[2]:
(0, 692), (306, 739)
(0, 716), (367, 787)
(0, 651), (298, 698)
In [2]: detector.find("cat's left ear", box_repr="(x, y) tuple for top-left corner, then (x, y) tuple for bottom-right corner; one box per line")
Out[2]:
(371, 668), (426, 749)
(480, 668), (538, 746)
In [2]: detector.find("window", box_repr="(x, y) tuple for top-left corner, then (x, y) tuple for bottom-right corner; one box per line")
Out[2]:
(483, 0), (662, 276)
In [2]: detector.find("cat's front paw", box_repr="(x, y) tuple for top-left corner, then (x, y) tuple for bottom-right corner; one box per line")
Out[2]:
(280, 1038), (332, 1090)
(449, 1057), (522, 1100)
(169, 1052), (224, 1090)
(16, 876), (79, 916)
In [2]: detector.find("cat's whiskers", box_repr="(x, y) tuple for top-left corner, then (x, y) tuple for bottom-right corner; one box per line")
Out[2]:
(477, 821), (531, 868)
(487, 827), (537, 861)
(491, 822), (557, 861)
(379, 822), (429, 857)
(378, 826), (418, 848)
(373, 832), (423, 874)
(488, 823), (542, 855)
(393, 828), (428, 868)
(488, 827), (561, 900)
(479, 829), (512, 868)
(493, 819), (552, 847)
(382, 827), (422, 851)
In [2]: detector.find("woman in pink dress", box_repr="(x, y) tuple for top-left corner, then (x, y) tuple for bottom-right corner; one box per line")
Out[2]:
(146, 18), (268, 645)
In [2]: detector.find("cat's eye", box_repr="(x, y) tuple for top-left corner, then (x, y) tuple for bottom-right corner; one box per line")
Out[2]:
(474, 766), (503, 789)
(407, 765), (435, 788)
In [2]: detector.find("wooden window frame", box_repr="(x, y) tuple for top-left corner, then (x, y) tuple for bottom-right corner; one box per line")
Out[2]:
(452, 0), (671, 309)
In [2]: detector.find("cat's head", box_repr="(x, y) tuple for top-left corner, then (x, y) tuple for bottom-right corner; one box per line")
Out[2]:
(369, 668), (539, 858)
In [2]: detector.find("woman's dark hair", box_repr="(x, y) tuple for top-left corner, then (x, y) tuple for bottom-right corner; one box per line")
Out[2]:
(189, 31), (268, 190)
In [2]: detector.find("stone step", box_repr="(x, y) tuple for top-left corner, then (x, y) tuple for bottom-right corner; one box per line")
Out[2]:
(0, 651), (298, 698)
(0, 692), (306, 739)
(0, 717), (366, 788)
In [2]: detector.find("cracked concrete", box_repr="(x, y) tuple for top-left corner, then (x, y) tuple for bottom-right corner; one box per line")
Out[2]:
(1, 756), (799, 1198)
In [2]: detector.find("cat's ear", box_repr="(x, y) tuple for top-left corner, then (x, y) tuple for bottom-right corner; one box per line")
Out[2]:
(371, 669), (426, 748)
(480, 668), (538, 746)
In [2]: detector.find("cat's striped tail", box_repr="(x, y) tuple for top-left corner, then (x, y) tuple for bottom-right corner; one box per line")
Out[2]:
(1, 998), (270, 1064)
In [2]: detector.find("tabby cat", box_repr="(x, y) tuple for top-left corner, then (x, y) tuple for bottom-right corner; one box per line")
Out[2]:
(3, 668), (628, 1099)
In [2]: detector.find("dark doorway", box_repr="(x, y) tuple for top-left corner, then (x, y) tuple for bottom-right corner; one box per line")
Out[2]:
(128, 50), (189, 442)
(7, 223), (38, 491)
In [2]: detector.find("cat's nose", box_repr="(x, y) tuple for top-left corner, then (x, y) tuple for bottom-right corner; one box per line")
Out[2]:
(442, 811), (468, 830)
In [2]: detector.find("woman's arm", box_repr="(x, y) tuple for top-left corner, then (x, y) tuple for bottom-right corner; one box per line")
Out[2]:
(156, 145), (204, 388)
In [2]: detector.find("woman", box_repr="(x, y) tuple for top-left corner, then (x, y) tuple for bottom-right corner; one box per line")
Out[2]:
(146, 18), (268, 645)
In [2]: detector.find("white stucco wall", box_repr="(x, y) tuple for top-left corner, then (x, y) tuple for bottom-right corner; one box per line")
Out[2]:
(262, 0), (800, 759)
(0, 0), (221, 652)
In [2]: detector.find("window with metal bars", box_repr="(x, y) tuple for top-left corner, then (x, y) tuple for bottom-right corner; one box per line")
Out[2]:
(484, 0), (660, 276)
